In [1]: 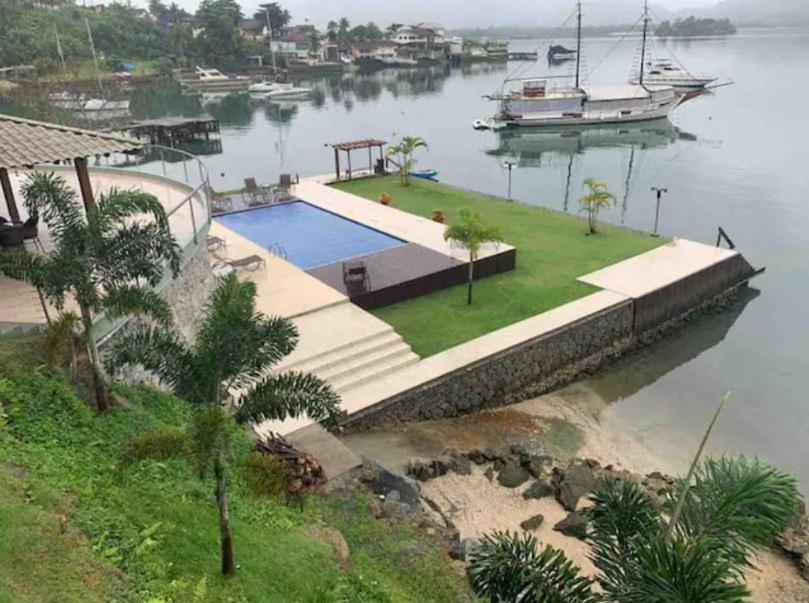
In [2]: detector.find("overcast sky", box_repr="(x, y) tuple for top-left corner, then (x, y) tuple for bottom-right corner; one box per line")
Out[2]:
(127, 0), (723, 27)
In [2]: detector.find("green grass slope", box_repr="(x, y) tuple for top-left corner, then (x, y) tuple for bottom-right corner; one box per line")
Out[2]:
(334, 176), (663, 357)
(0, 339), (471, 602)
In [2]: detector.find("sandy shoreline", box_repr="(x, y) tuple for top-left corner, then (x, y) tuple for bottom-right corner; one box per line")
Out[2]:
(342, 383), (809, 601)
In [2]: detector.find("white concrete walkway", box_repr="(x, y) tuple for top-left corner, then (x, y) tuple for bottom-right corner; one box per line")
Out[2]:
(578, 238), (739, 297)
(293, 178), (514, 263)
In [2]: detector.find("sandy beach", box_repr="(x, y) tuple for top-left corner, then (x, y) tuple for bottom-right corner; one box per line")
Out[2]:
(343, 382), (809, 600)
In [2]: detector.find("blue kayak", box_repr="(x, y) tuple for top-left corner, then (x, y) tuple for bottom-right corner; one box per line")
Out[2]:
(410, 169), (438, 181)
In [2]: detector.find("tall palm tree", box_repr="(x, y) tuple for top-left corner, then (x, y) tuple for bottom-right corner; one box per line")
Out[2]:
(468, 456), (799, 602)
(0, 172), (181, 412)
(578, 178), (616, 235)
(387, 135), (428, 186)
(104, 273), (341, 576)
(443, 207), (503, 306)
(337, 17), (351, 42)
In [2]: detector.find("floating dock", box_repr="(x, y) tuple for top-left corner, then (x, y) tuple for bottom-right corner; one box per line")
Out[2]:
(128, 117), (220, 147)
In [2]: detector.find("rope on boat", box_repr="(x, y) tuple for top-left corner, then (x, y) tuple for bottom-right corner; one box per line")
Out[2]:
(495, 4), (579, 94)
(586, 14), (644, 78)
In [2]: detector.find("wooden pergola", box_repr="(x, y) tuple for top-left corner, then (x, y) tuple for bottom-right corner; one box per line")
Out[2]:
(0, 114), (142, 223)
(328, 139), (386, 181)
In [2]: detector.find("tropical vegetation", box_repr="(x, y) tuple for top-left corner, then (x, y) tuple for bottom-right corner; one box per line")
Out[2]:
(578, 178), (616, 235)
(387, 135), (428, 186)
(443, 207), (503, 306)
(0, 337), (472, 601)
(468, 455), (800, 602)
(0, 172), (180, 412)
(103, 272), (341, 575)
(334, 175), (663, 356)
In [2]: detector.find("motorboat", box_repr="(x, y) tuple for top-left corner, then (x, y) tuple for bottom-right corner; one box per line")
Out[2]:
(547, 44), (577, 62)
(380, 56), (419, 67)
(410, 169), (438, 181)
(249, 81), (313, 100)
(630, 59), (716, 89)
(182, 67), (250, 92)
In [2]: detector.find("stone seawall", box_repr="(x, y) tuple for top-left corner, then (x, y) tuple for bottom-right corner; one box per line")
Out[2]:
(344, 277), (754, 431)
(345, 300), (635, 428)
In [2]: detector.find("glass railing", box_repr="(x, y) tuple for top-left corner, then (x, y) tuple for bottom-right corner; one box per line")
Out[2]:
(25, 146), (212, 343)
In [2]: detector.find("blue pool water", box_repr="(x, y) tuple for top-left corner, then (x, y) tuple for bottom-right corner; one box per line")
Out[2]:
(215, 201), (405, 270)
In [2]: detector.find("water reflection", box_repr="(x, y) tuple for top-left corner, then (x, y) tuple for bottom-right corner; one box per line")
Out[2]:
(486, 120), (697, 214)
(586, 287), (760, 404)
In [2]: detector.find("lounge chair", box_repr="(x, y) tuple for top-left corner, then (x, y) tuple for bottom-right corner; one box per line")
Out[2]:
(206, 235), (227, 253)
(271, 173), (295, 203)
(205, 185), (233, 215)
(243, 178), (271, 206)
(21, 215), (44, 252)
(342, 261), (370, 292)
(227, 254), (266, 272)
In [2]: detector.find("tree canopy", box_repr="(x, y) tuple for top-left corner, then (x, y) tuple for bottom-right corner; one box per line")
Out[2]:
(656, 17), (737, 37)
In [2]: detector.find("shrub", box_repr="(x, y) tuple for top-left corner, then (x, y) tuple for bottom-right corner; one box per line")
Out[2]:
(122, 429), (190, 466)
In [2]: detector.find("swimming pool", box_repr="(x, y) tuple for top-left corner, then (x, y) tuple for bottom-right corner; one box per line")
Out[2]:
(215, 201), (405, 270)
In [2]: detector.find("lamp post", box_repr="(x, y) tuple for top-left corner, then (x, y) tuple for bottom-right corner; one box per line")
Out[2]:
(651, 186), (668, 237)
(503, 160), (517, 201)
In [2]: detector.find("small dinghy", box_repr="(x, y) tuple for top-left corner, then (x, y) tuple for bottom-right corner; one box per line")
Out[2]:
(410, 169), (439, 181)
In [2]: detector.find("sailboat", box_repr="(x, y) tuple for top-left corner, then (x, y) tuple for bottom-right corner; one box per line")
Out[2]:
(474, 1), (684, 130)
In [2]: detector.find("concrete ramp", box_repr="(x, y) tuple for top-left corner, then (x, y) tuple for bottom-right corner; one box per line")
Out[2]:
(285, 424), (361, 479)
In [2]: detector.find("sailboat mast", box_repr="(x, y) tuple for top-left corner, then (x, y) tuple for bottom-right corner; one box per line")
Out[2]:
(84, 16), (104, 97)
(575, 0), (582, 88)
(639, 0), (649, 86)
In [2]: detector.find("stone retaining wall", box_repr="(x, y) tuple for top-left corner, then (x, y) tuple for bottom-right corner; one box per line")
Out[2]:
(344, 278), (754, 431)
(345, 299), (635, 428)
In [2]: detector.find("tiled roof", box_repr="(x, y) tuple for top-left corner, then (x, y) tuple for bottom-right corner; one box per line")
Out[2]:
(0, 114), (142, 169)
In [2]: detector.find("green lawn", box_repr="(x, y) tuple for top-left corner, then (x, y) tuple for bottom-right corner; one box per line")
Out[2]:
(0, 340), (471, 602)
(334, 176), (664, 357)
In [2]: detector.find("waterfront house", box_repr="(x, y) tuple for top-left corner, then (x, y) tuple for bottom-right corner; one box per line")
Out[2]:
(390, 24), (447, 62)
(239, 18), (268, 41)
(346, 41), (399, 63)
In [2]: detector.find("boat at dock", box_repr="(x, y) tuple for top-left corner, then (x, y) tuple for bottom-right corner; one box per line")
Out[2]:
(181, 67), (250, 92)
(248, 80), (313, 99)
(476, 1), (692, 130)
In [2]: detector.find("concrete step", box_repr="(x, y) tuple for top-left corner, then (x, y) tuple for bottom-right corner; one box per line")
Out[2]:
(317, 342), (416, 384)
(277, 327), (395, 373)
(282, 331), (403, 377)
(332, 351), (420, 394)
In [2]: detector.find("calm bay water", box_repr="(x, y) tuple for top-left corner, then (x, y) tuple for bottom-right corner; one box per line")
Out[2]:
(141, 29), (809, 485)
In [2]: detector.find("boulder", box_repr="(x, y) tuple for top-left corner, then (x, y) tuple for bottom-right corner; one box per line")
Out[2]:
(521, 454), (553, 479)
(373, 467), (421, 506)
(554, 511), (589, 540)
(555, 463), (597, 511)
(467, 449), (487, 465)
(523, 478), (555, 500)
(311, 527), (350, 567)
(497, 460), (531, 488)
(447, 452), (472, 476)
(520, 514), (545, 531)
(482, 448), (502, 462)
(484, 466), (495, 482)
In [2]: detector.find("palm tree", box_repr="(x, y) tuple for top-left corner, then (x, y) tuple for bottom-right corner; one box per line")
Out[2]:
(308, 30), (321, 56)
(0, 172), (180, 412)
(578, 178), (616, 235)
(104, 273), (341, 576)
(387, 135), (428, 186)
(443, 207), (503, 306)
(326, 20), (338, 43)
(468, 456), (799, 602)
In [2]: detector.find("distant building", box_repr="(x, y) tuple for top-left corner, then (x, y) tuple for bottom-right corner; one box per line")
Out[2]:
(390, 23), (447, 62)
(270, 25), (320, 60)
(239, 18), (267, 40)
(347, 41), (398, 62)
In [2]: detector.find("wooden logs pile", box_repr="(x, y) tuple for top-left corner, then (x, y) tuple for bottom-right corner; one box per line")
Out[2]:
(256, 433), (326, 497)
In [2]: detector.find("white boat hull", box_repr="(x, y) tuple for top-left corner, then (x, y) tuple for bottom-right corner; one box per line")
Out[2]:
(500, 102), (676, 127)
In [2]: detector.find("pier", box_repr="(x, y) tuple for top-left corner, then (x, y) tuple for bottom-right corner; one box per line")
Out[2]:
(128, 117), (220, 148)
(507, 52), (539, 61)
